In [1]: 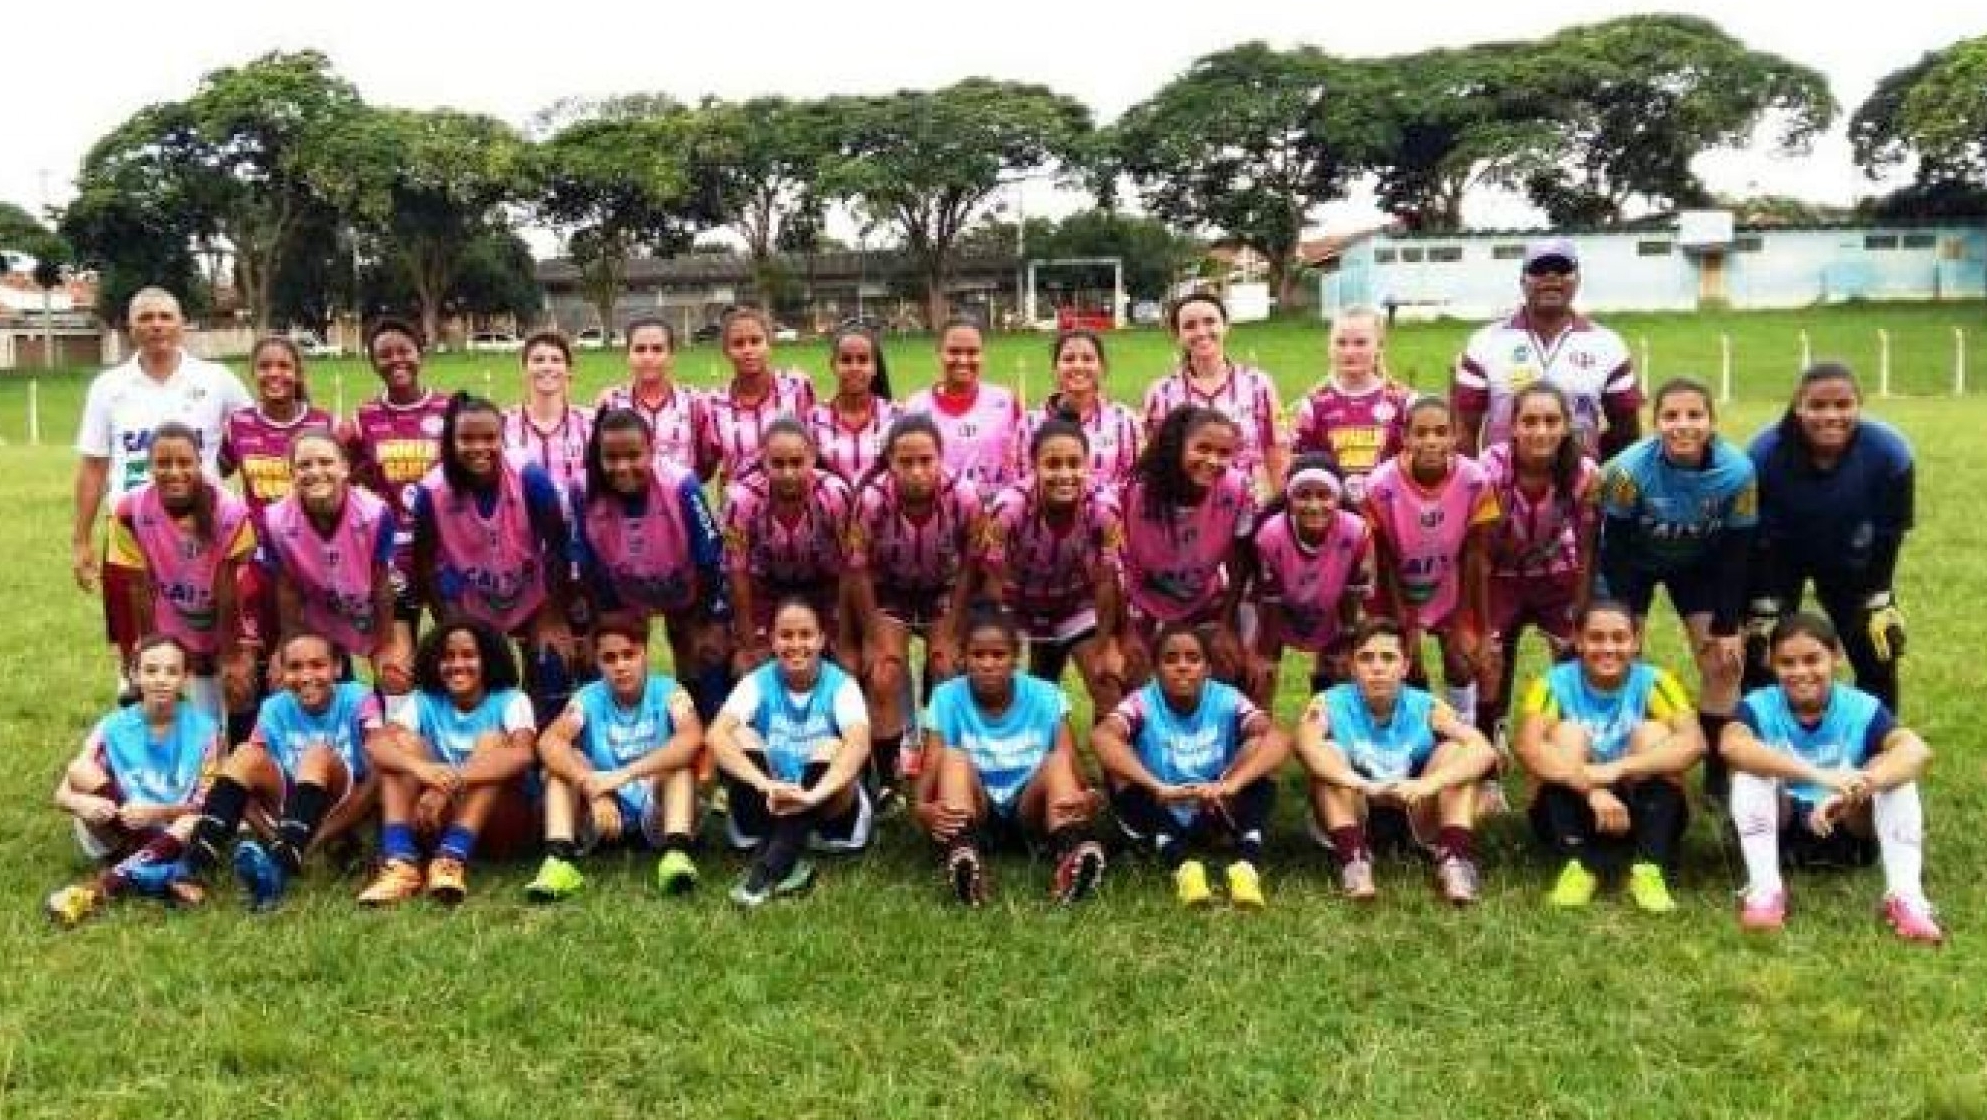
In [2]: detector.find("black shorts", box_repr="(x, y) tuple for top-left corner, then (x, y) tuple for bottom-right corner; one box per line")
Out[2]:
(1783, 809), (1879, 870)
(1612, 558), (1723, 622)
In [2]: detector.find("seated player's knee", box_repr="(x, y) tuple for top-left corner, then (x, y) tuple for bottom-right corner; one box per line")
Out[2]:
(66, 756), (111, 794)
(1547, 720), (1594, 759)
(867, 652), (906, 696)
(1625, 720), (1672, 754)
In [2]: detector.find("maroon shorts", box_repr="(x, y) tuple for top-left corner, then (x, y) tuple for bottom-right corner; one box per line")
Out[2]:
(1488, 573), (1581, 647)
(102, 563), (140, 651)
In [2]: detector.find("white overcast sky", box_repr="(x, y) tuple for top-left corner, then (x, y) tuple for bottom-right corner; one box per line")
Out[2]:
(5, 0), (1980, 248)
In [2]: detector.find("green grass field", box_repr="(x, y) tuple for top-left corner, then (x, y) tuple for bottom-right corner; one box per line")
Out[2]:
(1, 302), (1983, 1118)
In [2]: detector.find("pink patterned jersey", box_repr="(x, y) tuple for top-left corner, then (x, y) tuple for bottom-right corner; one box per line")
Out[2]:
(722, 469), (856, 588)
(976, 484), (1124, 621)
(1141, 364), (1283, 480)
(261, 488), (396, 654)
(107, 483), (255, 655)
(1253, 510), (1371, 652)
(808, 397), (902, 483)
(699, 369), (817, 484)
(417, 454), (548, 633)
(579, 462), (702, 614)
(593, 381), (705, 477)
(849, 472), (983, 595)
(904, 383), (1023, 490)
(1120, 468), (1257, 623)
(1364, 455), (1501, 629)
(1478, 442), (1599, 581)
(345, 392), (450, 575)
(220, 405), (337, 522)
(1291, 379), (1412, 503)
(1015, 397), (1141, 490)
(503, 405), (594, 505)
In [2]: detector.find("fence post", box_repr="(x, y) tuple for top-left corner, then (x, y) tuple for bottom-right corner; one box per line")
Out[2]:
(1799, 329), (1812, 371)
(28, 379), (40, 446)
(1877, 329), (1891, 398)
(1638, 336), (1651, 391)
(482, 367), (493, 397)
(1957, 327), (1968, 396)
(1719, 334), (1733, 403)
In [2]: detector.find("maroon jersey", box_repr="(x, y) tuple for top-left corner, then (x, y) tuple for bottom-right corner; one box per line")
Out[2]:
(345, 392), (451, 575)
(1291, 379), (1412, 503)
(220, 404), (337, 522)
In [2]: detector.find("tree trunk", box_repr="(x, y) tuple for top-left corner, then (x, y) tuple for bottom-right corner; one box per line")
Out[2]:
(924, 254), (949, 332)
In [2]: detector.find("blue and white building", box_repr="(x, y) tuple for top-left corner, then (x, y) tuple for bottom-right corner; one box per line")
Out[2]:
(1321, 213), (1987, 320)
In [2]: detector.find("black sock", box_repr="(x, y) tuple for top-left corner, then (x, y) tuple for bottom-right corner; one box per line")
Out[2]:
(188, 776), (250, 872)
(662, 833), (692, 855)
(1154, 833), (1187, 870)
(272, 782), (332, 873)
(546, 839), (577, 862)
(761, 815), (811, 882)
(871, 733), (902, 786)
(1049, 824), (1082, 857)
(1699, 711), (1731, 795)
(1629, 780), (1688, 870)
(1236, 833), (1264, 864)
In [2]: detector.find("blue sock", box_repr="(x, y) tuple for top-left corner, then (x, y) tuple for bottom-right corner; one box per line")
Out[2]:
(692, 665), (733, 722)
(382, 823), (419, 863)
(438, 825), (479, 863)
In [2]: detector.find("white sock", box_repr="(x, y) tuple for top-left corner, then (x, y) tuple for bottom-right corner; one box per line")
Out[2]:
(185, 675), (224, 726)
(1729, 771), (1784, 901)
(1872, 784), (1928, 907)
(1445, 682), (1478, 723)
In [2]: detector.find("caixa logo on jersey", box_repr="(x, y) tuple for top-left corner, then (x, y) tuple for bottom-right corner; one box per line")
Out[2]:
(121, 429), (206, 454)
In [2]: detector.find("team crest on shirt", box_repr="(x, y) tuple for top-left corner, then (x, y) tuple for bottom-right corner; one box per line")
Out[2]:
(1418, 508), (1445, 530)
(1511, 345), (1530, 362)
(1373, 402), (1396, 423)
(421, 416), (445, 436)
(1571, 351), (1595, 370)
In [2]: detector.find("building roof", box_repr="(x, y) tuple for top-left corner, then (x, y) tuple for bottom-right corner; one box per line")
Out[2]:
(1375, 215), (1987, 241)
(536, 247), (1020, 286)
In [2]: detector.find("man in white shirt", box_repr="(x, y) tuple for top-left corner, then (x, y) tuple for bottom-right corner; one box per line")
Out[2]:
(71, 287), (253, 666)
(1451, 237), (1643, 460)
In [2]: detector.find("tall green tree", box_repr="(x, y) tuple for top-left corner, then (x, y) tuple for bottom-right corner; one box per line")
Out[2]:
(64, 51), (365, 330)
(1112, 43), (1388, 306)
(342, 107), (529, 347)
(1522, 16), (1836, 225)
(818, 80), (1091, 328)
(1854, 38), (1987, 193)
(1364, 46), (1562, 231)
(61, 101), (209, 325)
(533, 108), (721, 335)
(698, 98), (835, 277)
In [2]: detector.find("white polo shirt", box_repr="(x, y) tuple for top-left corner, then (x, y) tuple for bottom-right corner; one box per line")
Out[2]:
(75, 349), (253, 498)
(1452, 309), (1639, 455)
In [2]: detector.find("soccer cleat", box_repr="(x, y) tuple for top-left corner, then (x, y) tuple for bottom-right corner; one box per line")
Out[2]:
(1738, 888), (1787, 932)
(655, 849), (699, 896)
(730, 865), (775, 910)
(1627, 863), (1676, 914)
(524, 856), (585, 903)
(1436, 854), (1480, 906)
(1226, 861), (1266, 910)
(1339, 855), (1377, 902)
(1880, 894), (1944, 945)
(357, 859), (425, 907)
(44, 883), (104, 928)
(773, 859), (816, 898)
(1052, 841), (1106, 905)
(947, 846), (988, 908)
(1174, 859), (1213, 908)
(120, 857), (184, 899)
(872, 784), (904, 820)
(425, 857), (468, 905)
(1548, 859), (1599, 909)
(233, 841), (289, 912)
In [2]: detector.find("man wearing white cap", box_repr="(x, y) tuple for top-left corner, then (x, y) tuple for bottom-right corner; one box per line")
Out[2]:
(1450, 237), (1641, 459)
